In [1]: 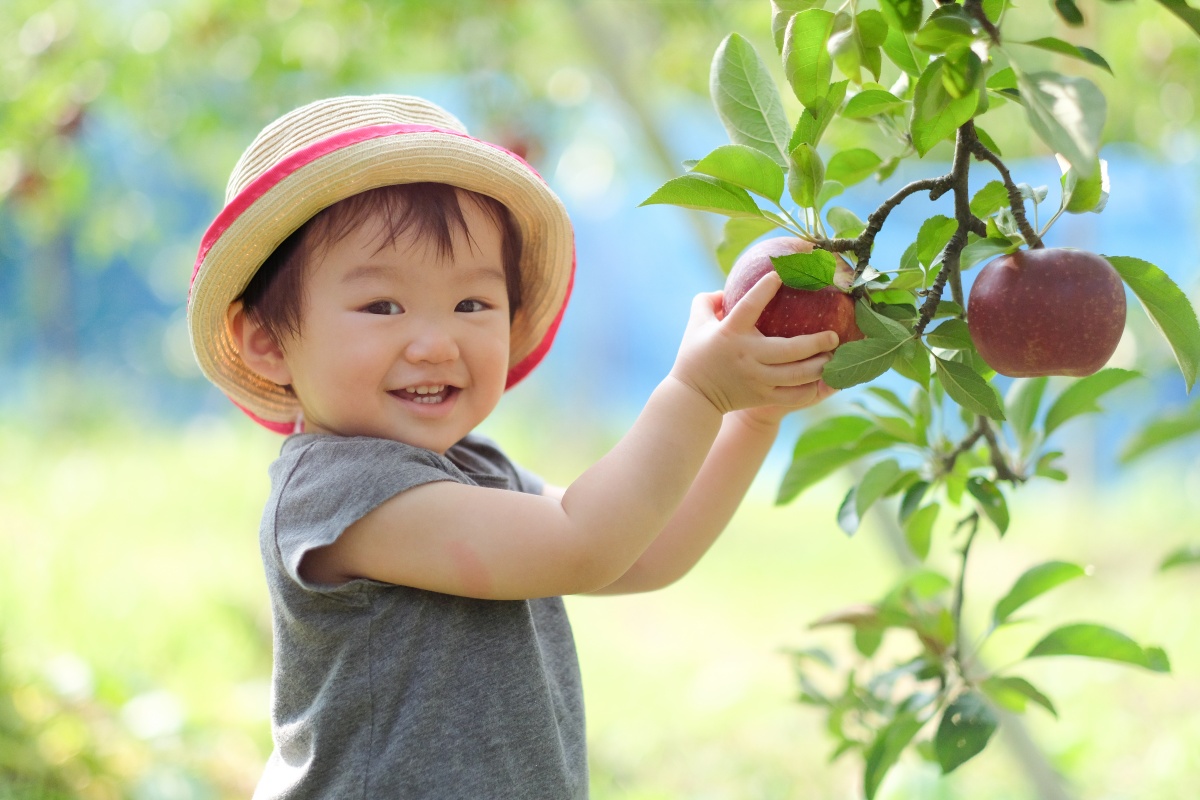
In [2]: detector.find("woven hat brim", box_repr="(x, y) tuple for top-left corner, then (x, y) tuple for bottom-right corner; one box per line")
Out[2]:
(188, 124), (574, 429)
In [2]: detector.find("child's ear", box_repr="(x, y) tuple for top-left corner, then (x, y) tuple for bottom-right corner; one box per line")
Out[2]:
(228, 301), (293, 386)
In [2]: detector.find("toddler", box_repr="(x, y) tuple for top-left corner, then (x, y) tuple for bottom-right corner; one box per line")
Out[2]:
(187, 94), (838, 799)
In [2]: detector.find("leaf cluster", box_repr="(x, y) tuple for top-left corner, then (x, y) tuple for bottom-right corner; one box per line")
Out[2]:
(639, 0), (1200, 789)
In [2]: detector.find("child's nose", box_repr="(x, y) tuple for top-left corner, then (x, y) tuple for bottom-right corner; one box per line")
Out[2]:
(403, 322), (459, 364)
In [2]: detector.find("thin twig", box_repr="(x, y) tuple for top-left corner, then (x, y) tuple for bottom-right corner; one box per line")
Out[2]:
(952, 514), (981, 677)
(964, 122), (1045, 248)
(963, 0), (1003, 44)
(826, 176), (951, 277)
(940, 415), (988, 475)
(981, 420), (1027, 484)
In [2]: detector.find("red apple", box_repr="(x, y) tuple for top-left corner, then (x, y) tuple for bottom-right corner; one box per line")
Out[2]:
(967, 248), (1126, 378)
(723, 237), (864, 342)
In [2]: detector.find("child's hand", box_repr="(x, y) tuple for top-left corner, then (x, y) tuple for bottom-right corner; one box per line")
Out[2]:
(669, 271), (840, 416)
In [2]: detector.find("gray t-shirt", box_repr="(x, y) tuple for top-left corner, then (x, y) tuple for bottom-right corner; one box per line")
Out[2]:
(254, 433), (587, 799)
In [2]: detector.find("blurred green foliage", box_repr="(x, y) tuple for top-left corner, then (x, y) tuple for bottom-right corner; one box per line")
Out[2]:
(1, 417), (1198, 797)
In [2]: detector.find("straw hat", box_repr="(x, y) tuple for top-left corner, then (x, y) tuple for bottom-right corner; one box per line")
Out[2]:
(188, 94), (575, 433)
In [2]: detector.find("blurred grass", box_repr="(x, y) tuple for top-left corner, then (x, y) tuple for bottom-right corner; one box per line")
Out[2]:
(1, 412), (1197, 798)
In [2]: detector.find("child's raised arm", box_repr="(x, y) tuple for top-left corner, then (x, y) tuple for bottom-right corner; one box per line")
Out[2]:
(301, 272), (837, 600)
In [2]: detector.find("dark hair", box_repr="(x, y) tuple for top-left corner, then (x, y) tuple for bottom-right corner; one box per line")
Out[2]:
(240, 182), (523, 347)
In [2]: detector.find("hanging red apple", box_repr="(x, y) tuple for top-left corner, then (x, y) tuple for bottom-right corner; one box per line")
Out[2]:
(723, 237), (864, 343)
(967, 248), (1126, 378)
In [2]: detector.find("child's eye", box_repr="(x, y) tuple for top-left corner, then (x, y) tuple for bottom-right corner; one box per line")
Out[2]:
(363, 300), (403, 315)
(456, 299), (489, 313)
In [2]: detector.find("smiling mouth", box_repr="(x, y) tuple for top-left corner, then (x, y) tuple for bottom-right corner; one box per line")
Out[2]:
(391, 385), (458, 405)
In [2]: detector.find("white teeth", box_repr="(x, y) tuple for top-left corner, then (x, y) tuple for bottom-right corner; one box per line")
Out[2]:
(400, 385), (448, 404)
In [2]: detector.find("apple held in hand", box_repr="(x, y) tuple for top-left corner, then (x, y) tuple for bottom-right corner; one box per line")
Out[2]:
(967, 248), (1126, 378)
(723, 237), (864, 343)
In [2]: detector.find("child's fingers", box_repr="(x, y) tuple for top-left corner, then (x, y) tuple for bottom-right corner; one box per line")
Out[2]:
(762, 352), (834, 388)
(769, 378), (838, 409)
(687, 290), (725, 326)
(756, 329), (840, 364)
(722, 270), (781, 330)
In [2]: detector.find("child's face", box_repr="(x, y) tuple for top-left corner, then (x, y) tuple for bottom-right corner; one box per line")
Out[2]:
(278, 201), (511, 453)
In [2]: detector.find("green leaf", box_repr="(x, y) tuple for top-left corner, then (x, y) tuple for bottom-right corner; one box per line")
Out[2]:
(828, 16), (861, 83)
(1161, 544), (1200, 571)
(974, 125), (1003, 155)
(1015, 69), (1106, 179)
(824, 337), (910, 389)
(1106, 255), (1200, 392)
(925, 318), (973, 350)
(894, 340), (933, 386)
(883, 26), (925, 77)
(1027, 623), (1171, 672)
(784, 9), (837, 108)
(967, 477), (1009, 535)
(980, 676), (1058, 718)
(790, 80), (849, 149)
(880, 0), (925, 33)
(1043, 368), (1139, 437)
(641, 174), (765, 218)
(935, 691), (998, 774)
(692, 144), (787, 202)
(1054, 0), (1085, 26)
(828, 206), (866, 238)
(867, 386), (914, 418)
(839, 460), (903, 535)
(987, 67), (1018, 92)
(789, 143), (825, 208)
(773, 0), (829, 51)
(916, 215), (957, 267)
(993, 561), (1087, 625)
(1035, 451), (1068, 481)
(899, 480), (929, 521)
(711, 33), (793, 165)
(1005, 377), (1049, 445)
(1058, 154), (1110, 214)
(857, 300), (914, 342)
(773, 250), (838, 291)
(779, 429), (901, 503)
(959, 236), (1018, 271)
(855, 626), (885, 657)
(791, 414), (877, 459)
(942, 48), (983, 99)
(1155, 0), (1200, 39)
(864, 713), (924, 799)
(843, 89), (907, 119)
(826, 148), (884, 187)
(1015, 37), (1113, 74)
(914, 5), (978, 54)
(904, 502), (939, 560)
(911, 58), (979, 155)
(970, 180), (1010, 217)
(716, 218), (779, 274)
(935, 356), (1005, 420)
(1120, 401), (1200, 462)
(816, 180), (845, 211)
(857, 9), (890, 48)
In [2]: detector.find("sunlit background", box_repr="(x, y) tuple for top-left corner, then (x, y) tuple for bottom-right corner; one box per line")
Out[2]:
(2, 1), (1199, 798)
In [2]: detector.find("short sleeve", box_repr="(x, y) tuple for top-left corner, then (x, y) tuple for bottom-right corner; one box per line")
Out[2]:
(267, 436), (461, 592)
(448, 434), (545, 496)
